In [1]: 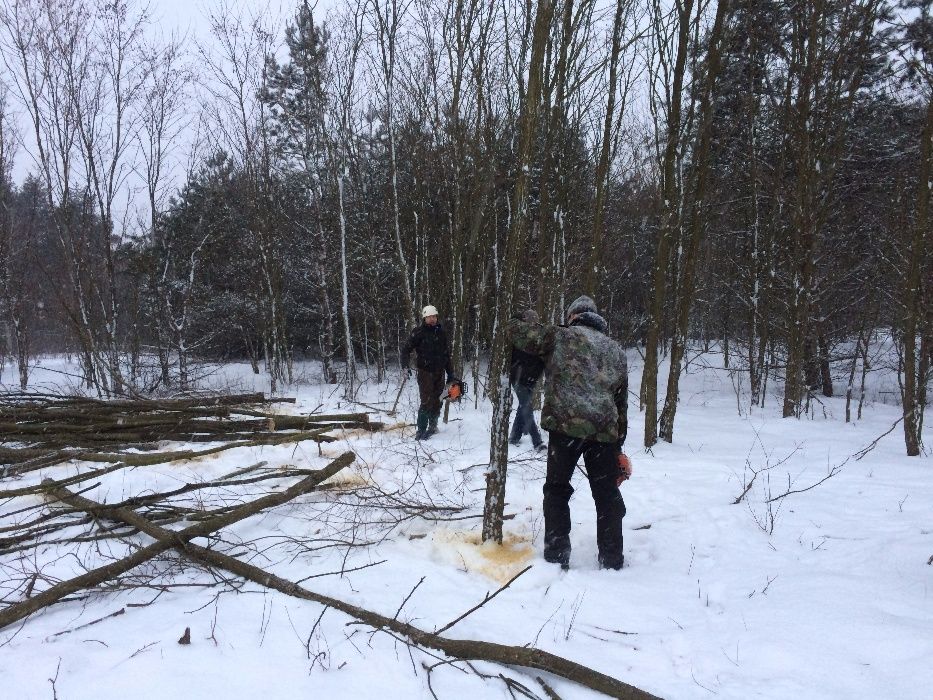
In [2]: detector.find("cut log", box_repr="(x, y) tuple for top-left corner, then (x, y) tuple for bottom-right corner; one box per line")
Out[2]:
(1, 429), (337, 475)
(301, 412), (370, 423)
(0, 452), (355, 631)
(0, 390), (375, 469)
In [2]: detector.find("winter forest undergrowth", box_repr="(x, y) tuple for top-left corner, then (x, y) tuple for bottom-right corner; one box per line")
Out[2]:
(1, 348), (930, 699)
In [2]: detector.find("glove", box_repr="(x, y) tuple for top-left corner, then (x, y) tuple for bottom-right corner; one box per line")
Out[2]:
(616, 453), (632, 487)
(405, 367), (412, 378)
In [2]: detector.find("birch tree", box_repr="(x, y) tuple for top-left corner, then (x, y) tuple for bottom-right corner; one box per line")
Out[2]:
(328, 1), (365, 398)
(483, 0), (555, 545)
(0, 0), (151, 395)
(369, 0), (417, 327)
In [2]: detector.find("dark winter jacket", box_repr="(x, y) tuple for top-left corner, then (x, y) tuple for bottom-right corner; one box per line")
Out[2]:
(509, 307), (628, 445)
(510, 347), (545, 389)
(402, 322), (455, 376)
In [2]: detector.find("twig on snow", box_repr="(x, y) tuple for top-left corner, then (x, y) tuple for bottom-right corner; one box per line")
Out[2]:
(434, 565), (532, 636)
(47, 607), (125, 639)
(765, 463), (844, 503)
(393, 576), (426, 621)
(853, 417), (904, 461)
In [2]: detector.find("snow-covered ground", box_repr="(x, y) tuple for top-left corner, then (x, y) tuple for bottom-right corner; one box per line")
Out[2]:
(1, 352), (931, 699)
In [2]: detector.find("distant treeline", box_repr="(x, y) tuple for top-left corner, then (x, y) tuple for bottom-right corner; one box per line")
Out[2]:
(0, 0), (929, 453)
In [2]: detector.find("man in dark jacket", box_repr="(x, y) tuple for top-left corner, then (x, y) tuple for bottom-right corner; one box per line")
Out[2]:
(509, 295), (630, 570)
(401, 305), (455, 440)
(509, 309), (545, 450)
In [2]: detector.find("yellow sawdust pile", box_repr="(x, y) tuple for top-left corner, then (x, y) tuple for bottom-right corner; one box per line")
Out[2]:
(432, 530), (535, 583)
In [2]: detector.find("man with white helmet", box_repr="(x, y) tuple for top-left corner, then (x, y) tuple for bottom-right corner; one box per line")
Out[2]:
(401, 305), (456, 440)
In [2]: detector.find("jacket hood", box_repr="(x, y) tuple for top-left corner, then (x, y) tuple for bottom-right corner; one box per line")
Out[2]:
(566, 295), (598, 320)
(570, 310), (608, 334)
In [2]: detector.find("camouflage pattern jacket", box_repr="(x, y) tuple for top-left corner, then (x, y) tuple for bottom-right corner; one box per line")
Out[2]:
(508, 312), (628, 445)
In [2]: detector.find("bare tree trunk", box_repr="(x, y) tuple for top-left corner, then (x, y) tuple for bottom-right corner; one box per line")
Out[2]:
(313, 178), (337, 383)
(337, 169), (356, 399)
(902, 98), (932, 456)
(641, 0), (695, 448)
(584, 0), (627, 296)
(371, 0), (417, 327)
(536, 0), (574, 317)
(846, 326), (865, 423)
(781, 0), (881, 417)
(659, 0), (731, 443)
(482, 0), (554, 544)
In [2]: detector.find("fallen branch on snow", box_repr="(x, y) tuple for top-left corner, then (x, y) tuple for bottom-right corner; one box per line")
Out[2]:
(853, 417), (904, 461)
(46, 480), (661, 700)
(0, 452), (355, 630)
(764, 461), (845, 503)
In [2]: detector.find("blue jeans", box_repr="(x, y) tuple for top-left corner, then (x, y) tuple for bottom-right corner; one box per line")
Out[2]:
(510, 384), (542, 446)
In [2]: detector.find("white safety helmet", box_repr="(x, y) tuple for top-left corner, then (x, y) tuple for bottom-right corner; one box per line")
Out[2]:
(422, 305), (439, 318)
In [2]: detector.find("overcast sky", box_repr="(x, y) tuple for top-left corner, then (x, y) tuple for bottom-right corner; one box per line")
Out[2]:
(5, 0), (342, 225)
(154, 0), (336, 43)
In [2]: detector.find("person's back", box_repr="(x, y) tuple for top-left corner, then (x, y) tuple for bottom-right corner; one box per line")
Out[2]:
(510, 302), (627, 446)
(542, 312), (627, 443)
(508, 295), (629, 570)
(509, 347), (545, 388)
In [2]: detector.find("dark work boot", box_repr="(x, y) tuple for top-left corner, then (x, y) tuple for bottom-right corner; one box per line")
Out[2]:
(426, 412), (439, 437)
(598, 552), (624, 570)
(544, 548), (570, 570)
(543, 534), (571, 570)
(415, 408), (429, 440)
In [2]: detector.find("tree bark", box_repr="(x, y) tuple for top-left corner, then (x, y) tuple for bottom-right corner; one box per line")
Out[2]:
(482, 0), (554, 544)
(658, 0), (731, 443)
(902, 98), (932, 456)
(372, 0), (417, 327)
(641, 0), (695, 448)
(584, 0), (627, 297)
(536, 0), (574, 318)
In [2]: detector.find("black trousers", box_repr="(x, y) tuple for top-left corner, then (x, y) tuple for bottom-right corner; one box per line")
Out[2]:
(510, 384), (542, 446)
(543, 431), (626, 568)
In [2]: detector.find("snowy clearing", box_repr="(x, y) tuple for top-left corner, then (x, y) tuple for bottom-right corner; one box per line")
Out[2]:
(1, 354), (931, 700)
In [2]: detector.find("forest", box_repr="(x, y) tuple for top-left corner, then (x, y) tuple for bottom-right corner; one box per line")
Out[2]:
(1, 4), (931, 698)
(0, 0), (929, 459)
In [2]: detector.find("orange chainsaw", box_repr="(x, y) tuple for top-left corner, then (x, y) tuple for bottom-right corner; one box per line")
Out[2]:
(440, 378), (468, 403)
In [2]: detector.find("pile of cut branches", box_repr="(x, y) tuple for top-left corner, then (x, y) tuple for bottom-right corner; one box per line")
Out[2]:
(0, 391), (381, 476)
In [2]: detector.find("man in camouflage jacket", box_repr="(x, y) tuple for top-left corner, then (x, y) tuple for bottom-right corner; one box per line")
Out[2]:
(508, 295), (629, 570)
